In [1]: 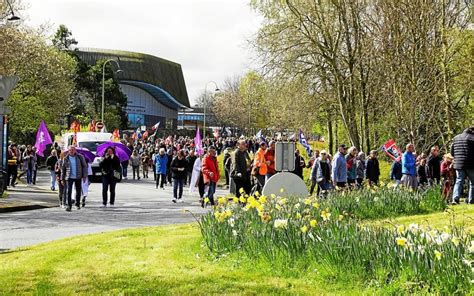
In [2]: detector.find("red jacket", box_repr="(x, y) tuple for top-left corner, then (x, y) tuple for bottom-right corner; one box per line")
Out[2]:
(202, 154), (219, 184)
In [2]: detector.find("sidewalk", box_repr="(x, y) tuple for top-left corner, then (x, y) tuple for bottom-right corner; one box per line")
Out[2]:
(0, 170), (58, 213)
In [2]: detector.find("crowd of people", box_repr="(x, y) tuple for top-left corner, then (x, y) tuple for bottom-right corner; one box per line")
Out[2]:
(6, 126), (473, 210)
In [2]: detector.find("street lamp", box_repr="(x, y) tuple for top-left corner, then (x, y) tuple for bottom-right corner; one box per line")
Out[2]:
(101, 59), (122, 124)
(5, 0), (20, 21)
(203, 81), (219, 138)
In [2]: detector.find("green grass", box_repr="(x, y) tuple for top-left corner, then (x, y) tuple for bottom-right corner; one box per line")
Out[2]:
(1, 205), (472, 295)
(0, 224), (367, 295)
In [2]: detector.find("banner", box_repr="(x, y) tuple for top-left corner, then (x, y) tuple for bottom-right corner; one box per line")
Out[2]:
(194, 127), (204, 156)
(34, 120), (53, 157)
(381, 139), (402, 161)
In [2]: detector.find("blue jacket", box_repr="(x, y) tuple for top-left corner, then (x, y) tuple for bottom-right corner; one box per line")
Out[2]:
(155, 154), (168, 174)
(402, 151), (416, 176)
(332, 152), (347, 183)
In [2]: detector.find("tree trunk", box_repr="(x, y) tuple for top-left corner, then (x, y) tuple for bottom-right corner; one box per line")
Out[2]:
(327, 115), (334, 155)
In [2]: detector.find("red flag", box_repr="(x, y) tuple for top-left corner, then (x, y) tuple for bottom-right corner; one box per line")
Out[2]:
(382, 139), (402, 161)
(132, 132), (137, 141)
(142, 130), (149, 140)
(89, 120), (96, 132)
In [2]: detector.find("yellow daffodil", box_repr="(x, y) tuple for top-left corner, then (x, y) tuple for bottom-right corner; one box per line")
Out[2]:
(434, 250), (442, 260)
(304, 198), (312, 205)
(275, 204), (282, 211)
(218, 197), (227, 205)
(312, 202), (320, 209)
(338, 215), (344, 221)
(274, 219), (288, 229)
(239, 187), (245, 194)
(259, 195), (267, 204)
(270, 193), (276, 199)
(321, 210), (331, 221)
(396, 237), (408, 247)
(233, 197), (239, 203)
(255, 191), (260, 197)
(279, 198), (288, 205)
(300, 225), (308, 233)
(296, 213), (302, 219)
(310, 219), (317, 228)
(239, 196), (246, 203)
(451, 237), (460, 247)
(397, 225), (405, 234)
(214, 211), (221, 220)
(261, 213), (271, 223)
(280, 188), (285, 193)
(204, 197), (210, 204)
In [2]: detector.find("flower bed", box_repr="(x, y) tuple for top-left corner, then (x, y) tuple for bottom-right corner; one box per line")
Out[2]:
(198, 189), (473, 294)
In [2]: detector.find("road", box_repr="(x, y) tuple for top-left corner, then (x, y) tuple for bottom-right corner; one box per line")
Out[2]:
(0, 171), (228, 250)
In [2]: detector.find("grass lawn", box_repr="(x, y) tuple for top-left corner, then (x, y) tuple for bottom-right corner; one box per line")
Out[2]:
(1, 205), (472, 295)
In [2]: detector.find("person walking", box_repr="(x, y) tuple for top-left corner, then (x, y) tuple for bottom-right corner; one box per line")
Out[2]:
(346, 146), (358, 188)
(293, 149), (306, 180)
(390, 159), (403, 187)
(451, 127), (474, 204)
(253, 142), (268, 193)
(23, 145), (36, 186)
(230, 140), (251, 197)
(265, 141), (276, 181)
(223, 148), (232, 187)
(121, 159), (129, 180)
(171, 150), (187, 203)
(152, 148), (159, 181)
(440, 153), (455, 201)
(46, 149), (58, 191)
(141, 150), (150, 179)
(365, 150), (380, 186)
(355, 152), (366, 188)
(155, 148), (168, 189)
(401, 143), (418, 189)
(7, 143), (19, 187)
(332, 144), (348, 189)
(130, 150), (141, 180)
(417, 157), (428, 187)
(426, 146), (442, 185)
(32, 147), (38, 185)
(61, 145), (88, 211)
(202, 146), (219, 206)
(55, 151), (67, 207)
(99, 147), (121, 208)
(310, 150), (331, 196)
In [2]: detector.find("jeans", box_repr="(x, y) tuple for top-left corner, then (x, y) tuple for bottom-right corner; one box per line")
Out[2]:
(67, 178), (82, 208)
(102, 175), (117, 205)
(452, 169), (474, 203)
(58, 180), (66, 205)
(206, 181), (216, 205)
(132, 166), (140, 179)
(173, 178), (184, 199)
(50, 170), (56, 190)
(122, 165), (128, 178)
(26, 169), (33, 184)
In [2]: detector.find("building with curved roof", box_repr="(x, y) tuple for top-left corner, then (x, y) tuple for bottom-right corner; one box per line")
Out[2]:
(76, 48), (190, 129)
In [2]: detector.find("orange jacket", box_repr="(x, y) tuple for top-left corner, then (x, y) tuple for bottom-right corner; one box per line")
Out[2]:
(255, 148), (268, 176)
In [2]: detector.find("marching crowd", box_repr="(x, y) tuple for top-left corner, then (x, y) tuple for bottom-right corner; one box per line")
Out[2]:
(6, 126), (473, 210)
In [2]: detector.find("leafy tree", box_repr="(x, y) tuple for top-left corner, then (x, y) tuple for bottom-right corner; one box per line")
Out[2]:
(52, 24), (78, 51)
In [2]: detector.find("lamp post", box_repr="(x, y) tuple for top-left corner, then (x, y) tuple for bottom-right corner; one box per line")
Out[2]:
(101, 59), (122, 124)
(203, 81), (219, 139)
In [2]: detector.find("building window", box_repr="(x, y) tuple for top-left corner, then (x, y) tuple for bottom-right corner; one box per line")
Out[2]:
(165, 118), (174, 129)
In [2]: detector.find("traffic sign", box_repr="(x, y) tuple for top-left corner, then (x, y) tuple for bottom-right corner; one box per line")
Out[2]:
(96, 122), (104, 130)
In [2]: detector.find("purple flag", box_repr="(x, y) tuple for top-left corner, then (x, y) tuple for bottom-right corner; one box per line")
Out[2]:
(194, 127), (204, 156)
(34, 120), (53, 157)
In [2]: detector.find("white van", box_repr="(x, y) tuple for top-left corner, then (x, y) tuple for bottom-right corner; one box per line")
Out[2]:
(62, 132), (113, 177)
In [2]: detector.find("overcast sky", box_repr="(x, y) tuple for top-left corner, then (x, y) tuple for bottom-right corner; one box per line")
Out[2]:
(24, 0), (262, 105)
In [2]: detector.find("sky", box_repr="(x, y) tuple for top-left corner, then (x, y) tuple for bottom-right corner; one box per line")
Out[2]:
(23, 0), (262, 105)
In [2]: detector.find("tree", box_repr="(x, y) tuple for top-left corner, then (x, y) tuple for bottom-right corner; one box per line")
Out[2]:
(52, 24), (78, 51)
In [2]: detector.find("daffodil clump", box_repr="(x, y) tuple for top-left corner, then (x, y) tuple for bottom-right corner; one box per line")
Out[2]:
(199, 189), (473, 294)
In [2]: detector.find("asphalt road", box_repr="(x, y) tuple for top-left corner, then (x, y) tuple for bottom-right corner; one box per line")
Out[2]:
(0, 171), (228, 250)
